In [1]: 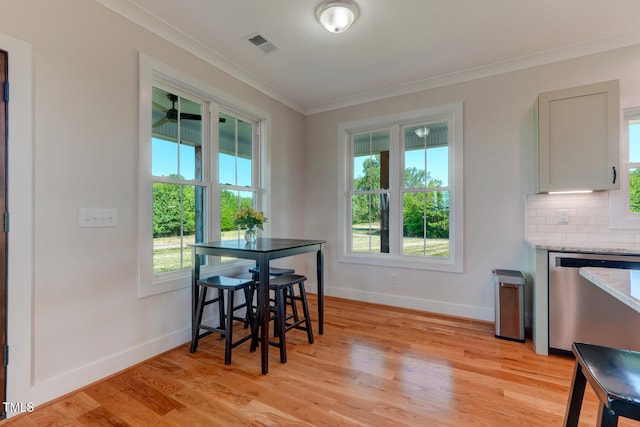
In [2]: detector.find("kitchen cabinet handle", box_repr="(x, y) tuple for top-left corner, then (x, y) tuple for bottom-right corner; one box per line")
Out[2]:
(612, 166), (617, 184)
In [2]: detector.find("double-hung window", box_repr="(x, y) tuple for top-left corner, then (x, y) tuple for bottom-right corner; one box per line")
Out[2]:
(138, 55), (266, 297)
(339, 103), (463, 272)
(151, 86), (207, 275)
(610, 107), (640, 228)
(218, 110), (260, 242)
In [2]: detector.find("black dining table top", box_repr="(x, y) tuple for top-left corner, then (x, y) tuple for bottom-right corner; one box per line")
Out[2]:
(191, 238), (326, 253)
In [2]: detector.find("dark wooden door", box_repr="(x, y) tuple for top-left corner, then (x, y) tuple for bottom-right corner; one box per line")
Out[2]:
(0, 49), (8, 418)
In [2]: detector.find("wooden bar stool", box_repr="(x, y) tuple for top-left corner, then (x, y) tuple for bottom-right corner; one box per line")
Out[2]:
(247, 265), (297, 325)
(190, 275), (255, 365)
(251, 274), (314, 363)
(564, 342), (640, 426)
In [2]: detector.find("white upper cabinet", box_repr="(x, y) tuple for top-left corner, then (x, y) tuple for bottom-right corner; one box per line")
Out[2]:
(537, 80), (620, 192)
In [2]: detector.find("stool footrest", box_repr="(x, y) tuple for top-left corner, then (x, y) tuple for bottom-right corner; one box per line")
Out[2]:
(191, 275), (256, 365)
(251, 274), (314, 364)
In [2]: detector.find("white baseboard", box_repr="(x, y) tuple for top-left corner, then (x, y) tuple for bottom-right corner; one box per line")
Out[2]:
(13, 284), (494, 418)
(307, 283), (494, 322)
(14, 327), (191, 416)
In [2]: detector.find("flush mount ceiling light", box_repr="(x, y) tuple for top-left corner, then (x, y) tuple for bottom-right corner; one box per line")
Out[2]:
(415, 127), (430, 138)
(316, 0), (359, 34)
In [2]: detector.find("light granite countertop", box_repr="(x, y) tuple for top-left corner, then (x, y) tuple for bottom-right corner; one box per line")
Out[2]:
(527, 240), (640, 255)
(579, 267), (640, 313)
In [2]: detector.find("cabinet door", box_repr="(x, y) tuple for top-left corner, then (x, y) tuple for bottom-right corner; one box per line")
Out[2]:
(538, 80), (619, 192)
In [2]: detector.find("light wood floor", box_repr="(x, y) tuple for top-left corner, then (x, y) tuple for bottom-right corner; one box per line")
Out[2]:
(5, 295), (640, 426)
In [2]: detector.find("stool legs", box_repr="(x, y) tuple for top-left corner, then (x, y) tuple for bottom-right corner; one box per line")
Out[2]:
(565, 361), (619, 427)
(190, 276), (255, 365)
(249, 274), (314, 364)
(191, 286), (223, 353)
(564, 342), (631, 427)
(274, 285), (288, 363)
(297, 282), (314, 345)
(190, 286), (206, 353)
(269, 277), (314, 363)
(564, 361), (587, 427)
(598, 406), (618, 427)
(223, 289), (235, 365)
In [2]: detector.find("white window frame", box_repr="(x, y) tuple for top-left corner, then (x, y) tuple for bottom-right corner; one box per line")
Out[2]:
(610, 106), (640, 229)
(217, 107), (262, 241)
(337, 103), (464, 272)
(138, 54), (270, 297)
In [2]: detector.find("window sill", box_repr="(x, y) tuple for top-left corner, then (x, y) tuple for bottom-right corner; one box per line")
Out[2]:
(338, 253), (463, 273)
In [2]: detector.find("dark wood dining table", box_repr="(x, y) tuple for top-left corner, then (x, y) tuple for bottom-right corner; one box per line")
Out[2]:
(190, 238), (326, 374)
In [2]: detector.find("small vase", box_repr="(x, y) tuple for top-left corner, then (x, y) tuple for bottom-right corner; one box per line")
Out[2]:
(244, 227), (257, 243)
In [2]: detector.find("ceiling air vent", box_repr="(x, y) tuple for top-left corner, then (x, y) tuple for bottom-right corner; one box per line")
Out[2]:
(247, 32), (279, 54)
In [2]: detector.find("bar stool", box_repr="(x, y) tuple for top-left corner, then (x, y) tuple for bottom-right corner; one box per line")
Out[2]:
(190, 275), (255, 365)
(564, 342), (640, 426)
(248, 266), (295, 282)
(247, 266), (297, 325)
(252, 274), (314, 363)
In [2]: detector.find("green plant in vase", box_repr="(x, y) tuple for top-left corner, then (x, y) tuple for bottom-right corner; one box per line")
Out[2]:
(232, 206), (267, 243)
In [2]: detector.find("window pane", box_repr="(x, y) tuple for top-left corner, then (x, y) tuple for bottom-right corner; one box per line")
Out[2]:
(353, 132), (389, 190)
(351, 193), (388, 253)
(220, 189), (256, 242)
(402, 191), (450, 257)
(405, 123), (449, 188)
(237, 118), (253, 187)
(179, 96), (202, 181)
(219, 112), (253, 187)
(630, 120), (640, 163)
(152, 87), (203, 180)
(152, 137), (177, 177)
(630, 168), (640, 213)
(153, 183), (204, 273)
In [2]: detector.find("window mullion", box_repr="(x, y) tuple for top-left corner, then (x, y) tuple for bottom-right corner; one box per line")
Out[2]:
(389, 124), (401, 255)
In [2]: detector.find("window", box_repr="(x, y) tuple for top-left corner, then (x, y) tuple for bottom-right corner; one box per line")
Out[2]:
(338, 103), (463, 272)
(218, 110), (260, 242)
(630, 116), (640, 213)
(610, 107), (640, 228)
(151, 87), (206, 274)
(138, 55), (267, 297)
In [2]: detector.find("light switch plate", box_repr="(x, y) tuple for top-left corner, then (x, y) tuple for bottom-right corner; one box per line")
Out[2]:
(557, 209), (569, 224)
(79, 208), (118, 228)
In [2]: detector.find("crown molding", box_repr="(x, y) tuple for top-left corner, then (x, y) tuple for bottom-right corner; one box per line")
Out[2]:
(305, 30), (640, 115)
(95, 0), (640, 116)
(94, 0), (305, 114)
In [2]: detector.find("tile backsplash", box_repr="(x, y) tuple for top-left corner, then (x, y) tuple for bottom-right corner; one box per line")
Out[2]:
(526, 192), (640, 244)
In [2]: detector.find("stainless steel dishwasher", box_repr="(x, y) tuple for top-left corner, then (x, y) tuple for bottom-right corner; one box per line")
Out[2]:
(549, 251), (640, 354)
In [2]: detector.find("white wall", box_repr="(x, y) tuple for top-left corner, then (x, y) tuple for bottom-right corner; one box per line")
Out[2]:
(304, 44), (640, 325)
(0, 0), (306, 412)
(4, 0), (640, 413)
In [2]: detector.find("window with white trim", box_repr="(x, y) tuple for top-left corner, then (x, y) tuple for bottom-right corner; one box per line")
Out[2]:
(610, 107), (640, 229)
(338, 103), (464, 272)
(151, 86), (207, 274)
(138, 55), (267, 297)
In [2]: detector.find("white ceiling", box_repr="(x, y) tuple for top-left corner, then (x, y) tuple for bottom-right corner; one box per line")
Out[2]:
(97, 0), (640, 114)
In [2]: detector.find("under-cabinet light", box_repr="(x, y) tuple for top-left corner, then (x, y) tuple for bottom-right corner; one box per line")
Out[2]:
(547, 190), (593, 195)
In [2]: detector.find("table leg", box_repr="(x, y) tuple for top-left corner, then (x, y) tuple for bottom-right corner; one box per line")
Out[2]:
(191, 247), (200, 339)
(317, 247), (324, 335)
(258, 254), (270, 374)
